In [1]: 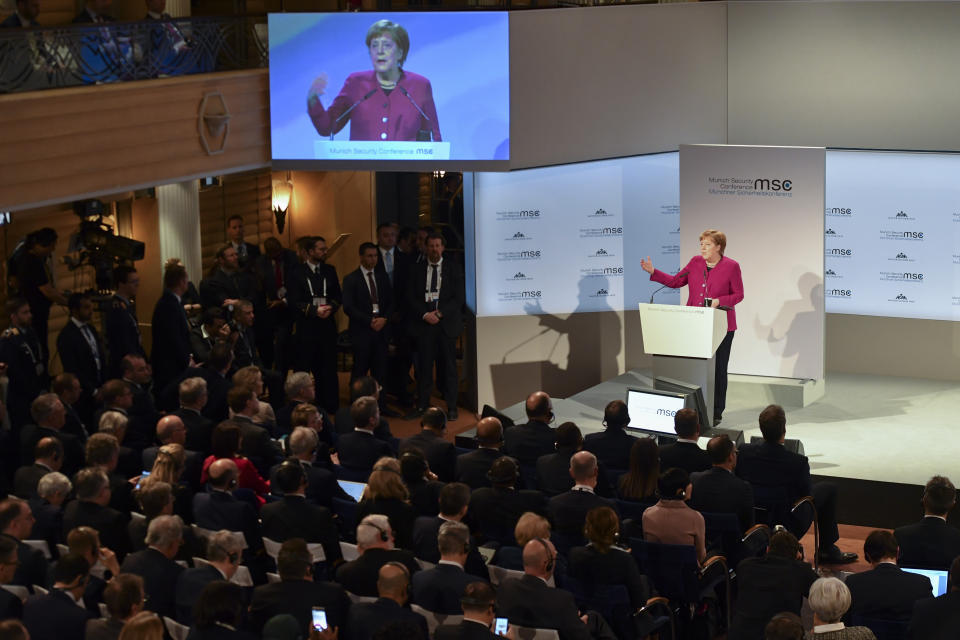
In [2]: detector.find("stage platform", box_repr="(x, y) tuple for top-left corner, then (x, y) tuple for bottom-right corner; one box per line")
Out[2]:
(468, 370), (959, 529)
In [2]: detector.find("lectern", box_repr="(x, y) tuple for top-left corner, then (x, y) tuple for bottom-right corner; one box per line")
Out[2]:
(637, 303), (728, 426)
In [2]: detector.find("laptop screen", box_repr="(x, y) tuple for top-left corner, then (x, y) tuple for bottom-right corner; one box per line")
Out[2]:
(337, 480), (367, 503)
(902, 567), (950, 597)
(625, 388), (686, 435)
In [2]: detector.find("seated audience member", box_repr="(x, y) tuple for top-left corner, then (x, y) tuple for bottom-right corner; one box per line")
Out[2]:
(227, 385), (281, 475)
(356, 457), (417, 550)
(1, 0), (40, 27)
(491, 512), (552, 571)
(435, 581), (507, 640)
(175, 377), (215, 454)
(28, 472), (71, 553)
(335, 515), (419, 597)
(129, 481), (173, 552)
(569, 506), (649, 608)
(22, 553), (93, 640)
(503, 391), (557, 466)
(728, 530), (818, 640)
(0, 499), (47, 590)
(270, 426), (349, 507)
(85, 574), (145, 640)
(537, 422), (585, 497)
(400, 449), (444, 518)
(117, 610), (163, 640)
(908, 554), (960, 640)
(97, 410), (140, 480)
(334, 377), (393, 441)
(232, 365), (279, 425)
(20, 393), (84, 477)
(894, 475), (960, 570)
(338, 396), (394, 471)
(14, 436), (63, 499)
(689, 434), (755, 532)
(411, 521), (483, 614)
(54, 372), (90, 443)
(348, 562), (428, 640)
(657, 408), (710, 474)
(0, 536), (23, 621)
(845, 529), (932, 621)
(470, 457), (548, 545)
(261, 459), (342, 564)
(66, 526), (121, 615)
(548, 451), (618, 543)
(276, 372), (326, 437)
(200, 421), (270, 498)
(808, 577), (877, 639)
(764, 612), (805, 640)
(737, 404), (856, 564)
(142, 416), (202, 490)
(190, 307), (230, 367)
(288, 403), (336, 467)
(174, 530), (243, 625)
(248, 538), (351, 635)
(411, 482), (488, 578)
(192, 459), (263, 553)
(402, 408), (456, 482)
(617, 437), (659, 503)
(455, 416), (504, 489)
(583, 399), (637, 471)
(642, 468), (706, 564)
(93, 380), (135, 435)
(141, 444), (194, 522)
(84, 432), (136, 516)
(190, 581), (256, 640)
(119, 515), (185, 620)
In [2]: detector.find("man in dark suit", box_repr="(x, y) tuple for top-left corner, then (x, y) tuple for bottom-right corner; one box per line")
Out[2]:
(54, 373), (90, 444)
(271, 427), (351, 508)
(14, 436), (62, 499)
(469, 457), (548, 545)
(537, 421), (585, 497)
(22, 553), (93, 640)
(1, 0), (40, 27)
(254, 237), (299, 373)
(658, 408), (711, 474)
(85, 574), (144, 640)
(548, 451), (618, 541)
(375, 223), (414, 408)
(119, 515), (185, 619)
(335, 514), (420, 598)
(894, 475), (960, 570)
(73, 0), (115, 22)
(56, 293), (106, 425)
(402, 407), (456, 482)
(434, 581), (504, 640)
(120, 355), (160, 450)
(199, 244), (257, 311)
(19, 393), (84, 479)
(62, 467), (131, 561)
(174, 530), (243, 625)
(0, 536), (24, 621)
(337, 396), (394, 471)
(151, 263), (194, 395)
(189, 308), (227, 366)
(192, 459), (263, 553)
(689, 434), (755, 532)
(0, 498), (48, 591)
(845, 529), (932, 621)
(174, 376), (215, 454)
(226, 214), (261, 269)
(411, 521), (484, 614)
(504, 391), (557, 467)
(142, 415), (203, 490)
(348, 562), (429, 640)
(164, 342), (233, 423)
(411, 483), (488, 579)
(407, 232), (464, 419)
(105, 265), (145, 378)
(334, 376), (395, 442)
(908, 554), (960, 640)
(0, 298), (47, 434)
(228, 386), (281, 475)
(343, 242), (394, 385)
(28, 471), (70, 559)
(583, 400), (637, 471)
(288, 235), (342, 413)
(260, 459), (342, 565)
(496, 538), (591, 640)
(456, 417), (504, 489)
(248, 538), (351, 636)
(737, 405), (857, 565)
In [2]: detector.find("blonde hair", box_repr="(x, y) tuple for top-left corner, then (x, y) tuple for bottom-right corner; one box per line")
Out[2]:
(232, 366), (263, 393)
(362, 457), (409, 502)
(514, 512), (551, 547)
(699, 229), (726, 255)
(119, 611), (163, 640)
(144, 444), (185, 486)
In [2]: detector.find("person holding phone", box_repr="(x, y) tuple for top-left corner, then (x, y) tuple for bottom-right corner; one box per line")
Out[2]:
(435, 582), (515, 639)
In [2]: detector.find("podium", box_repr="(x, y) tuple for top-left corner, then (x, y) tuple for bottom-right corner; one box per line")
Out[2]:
(638, 303), (728, 426)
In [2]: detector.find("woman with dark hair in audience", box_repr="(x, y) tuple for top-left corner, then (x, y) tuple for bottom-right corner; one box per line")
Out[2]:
(200, 422), (270, 500)
(641, 467), (706, 564)
(355, 456), (417, 550)
(140, 444), (192, 523)
(188, 581), (257, 640)
(399, 448), (444, 518)
(618, 437), (660, 502)
(569, 506), (650, 608)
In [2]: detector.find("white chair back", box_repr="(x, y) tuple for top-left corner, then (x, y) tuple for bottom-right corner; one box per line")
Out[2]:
(22, 539), (51, 559)
(0, 585), (28, 601)
(32, 585), (48, 596)
(409, 604), (461, 637)
(415, 558), (435, 571)
(266, 572), (281, 583)
(163, 616), (190, 640)
(514, 627), (560, 640)
(487, 564), (524, 586)
(339, 541), (359, 562)
(345, 591), (377, 605)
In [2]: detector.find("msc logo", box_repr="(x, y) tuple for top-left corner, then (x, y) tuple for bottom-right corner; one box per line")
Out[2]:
(596, 288), (608, 295)
(895, 211), (908, 218)
(825, 229), (836, 235)
(826, 207), (852, 215)
(825, 269), (836, 276)
(602, 227), (623, 235)
(828, 248), (852, 256)
(827, 289), (852, 297)
(754, 179), (792, 191)
(602, 267), (624, 275)
(656, 408), (677, 417)
(518, 210), (540, 218)
(595, 249), (608, 256)
(519, 291), (541, 298)
(895, 294), (907, 301)
(592, 208), (609, 216)
(902, 273), (924, 280)
(896, 252), (908, 259)
(902, 231), (924, 239)
(512, 232), (526, 239)
(513, 272), (526, 279)
(518, 250), (541, 258)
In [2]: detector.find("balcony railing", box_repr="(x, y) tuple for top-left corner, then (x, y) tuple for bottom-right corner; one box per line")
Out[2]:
(0, 15), (268, 94)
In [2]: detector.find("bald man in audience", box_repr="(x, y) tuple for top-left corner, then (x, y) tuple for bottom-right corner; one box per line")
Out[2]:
(504, 392), (557, 466)
(455, 417), (504, 489)
(142, 415), (202, 489)
(192, 458), (263, 553)
(348, 562), (429, 640)
(14, 436), (63, 499)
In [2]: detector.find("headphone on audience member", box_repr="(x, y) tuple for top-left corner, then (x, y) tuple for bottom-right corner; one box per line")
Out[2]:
(214, 542), (240, 565)
(533, 537), (554, 573)
(363, 520), (390, 542)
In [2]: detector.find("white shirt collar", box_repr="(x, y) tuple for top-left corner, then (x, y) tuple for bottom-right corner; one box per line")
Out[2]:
(572, 484), (595, 493)
(925, 514), (948, 522)
(813, 622), (845, 633)
(70, 317), (88, 329)
(147, 10), (163, 19)
(354, 427), (375, 435)
(361, 266), (376, 277)
(60, 589), (85, 607)
(428, 257), (443, 268)
(438, 559), (464, 569)
(676, 438), (700, 445)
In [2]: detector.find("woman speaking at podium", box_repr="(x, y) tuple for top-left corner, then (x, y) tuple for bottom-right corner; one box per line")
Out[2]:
(641, 229), (743, 425)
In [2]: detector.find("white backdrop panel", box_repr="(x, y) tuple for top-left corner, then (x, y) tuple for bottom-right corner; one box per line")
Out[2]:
(679, 145), (825, 380)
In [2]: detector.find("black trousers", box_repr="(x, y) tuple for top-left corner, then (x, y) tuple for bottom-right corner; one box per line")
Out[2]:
(350, 329), (388, 385)
(416, 325), (458, 411)
(297, 334), (339, 414)
(714, 330), (735, 416)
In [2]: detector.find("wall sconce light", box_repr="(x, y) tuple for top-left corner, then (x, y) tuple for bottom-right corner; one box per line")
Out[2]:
(272, 176), (293, 233)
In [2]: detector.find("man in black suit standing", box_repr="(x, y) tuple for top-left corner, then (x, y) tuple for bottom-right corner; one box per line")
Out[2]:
(584, 400), (637, 471)
(0, 498), (48, 591)
(504, 391), (557, 467)
(255, 237), (299, 373)
(105, 265), (144, 378)
(469, 457), (547, 545)
(22, 553), (93, 640)
(402, 407), (456, 482)
(548, 451), (618, 542)
(343, 242), (393, 385)
(337, 396), (394, 472)
(151, 262), (194, 396)
(288, 236), (342, 413)
(0, 0), (40, 27)
(174, 530), (243, 625)
(689, 434), (755, 532)
(226, 214), (261, 269)
(192, 459), (263, 553)
(455, 417), (504, 490)
(348, 562), (429, 640)
(894, 475), (960, 570)
(411, 521), (484, 614)
(909, 554), (960, 640)
(845, 529), (932, 621)
(0, 298), (46, 432)
(407, 232), (464, 419)
(14, 436), (62, 499)
(119, 515), (185, 620)
(62, 467), (130, 561)
(658, 408), (711, 474)
(435, 581), (506, 640)
(174, 376), (214, 454)
(375, 223), (413, 408)
(120, 355), (160, 450)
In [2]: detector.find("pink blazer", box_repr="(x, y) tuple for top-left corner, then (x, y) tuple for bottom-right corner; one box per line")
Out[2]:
(650, 255), (744, 331)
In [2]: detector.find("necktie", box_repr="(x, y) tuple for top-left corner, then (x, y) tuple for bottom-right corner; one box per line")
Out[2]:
(367, 272), (379, 305)
(81, 325), (101, 373)
(430, 264), (438, 292)
(385, 250), (394, 283)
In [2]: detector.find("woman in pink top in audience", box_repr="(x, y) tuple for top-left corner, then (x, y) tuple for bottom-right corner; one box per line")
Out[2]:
(641, 467), (706, 564)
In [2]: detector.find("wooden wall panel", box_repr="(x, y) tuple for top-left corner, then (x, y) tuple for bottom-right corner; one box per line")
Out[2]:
(197, 170), (273, 276)
(0, 69), (270, 212)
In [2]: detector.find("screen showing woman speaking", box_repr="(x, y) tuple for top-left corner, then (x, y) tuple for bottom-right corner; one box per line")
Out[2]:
(269, 12), (510, 169)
